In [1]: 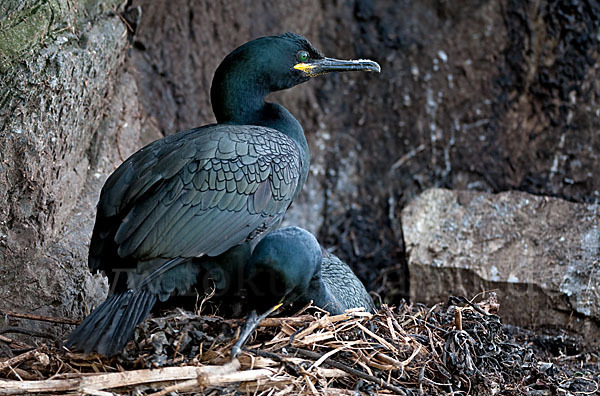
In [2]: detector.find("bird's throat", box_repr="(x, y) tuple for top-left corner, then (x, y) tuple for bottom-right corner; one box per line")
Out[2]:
(211, 75), (309, 197)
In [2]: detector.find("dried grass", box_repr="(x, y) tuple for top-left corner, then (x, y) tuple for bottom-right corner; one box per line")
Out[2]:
(0, 294), (598, 395)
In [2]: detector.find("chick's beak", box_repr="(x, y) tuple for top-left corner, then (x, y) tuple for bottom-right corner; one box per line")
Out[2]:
(294, 57), (381, 77)
(231, 303), (283, 358)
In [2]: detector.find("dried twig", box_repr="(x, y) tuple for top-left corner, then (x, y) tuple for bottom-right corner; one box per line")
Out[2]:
(0, 296), (566, 396)
(0, 362), (244, 395)
(0, 311), (79, 326)
(0, 327), (59, 342)
(0, 349), (38, 371)
(288, 346), (408, 395)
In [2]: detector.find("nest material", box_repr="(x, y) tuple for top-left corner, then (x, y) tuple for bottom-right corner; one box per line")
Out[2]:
(0, 295), (598, 395)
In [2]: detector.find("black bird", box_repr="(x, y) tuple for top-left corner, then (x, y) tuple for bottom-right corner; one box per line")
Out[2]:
(66, 33), (380, 356)
(232, 226), (375, 357)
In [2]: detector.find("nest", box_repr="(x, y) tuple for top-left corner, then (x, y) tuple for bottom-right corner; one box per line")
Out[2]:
(1, 294), (598, 395)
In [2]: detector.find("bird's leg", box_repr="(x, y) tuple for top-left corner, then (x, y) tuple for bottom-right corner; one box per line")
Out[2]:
(231, 303), (282, 358)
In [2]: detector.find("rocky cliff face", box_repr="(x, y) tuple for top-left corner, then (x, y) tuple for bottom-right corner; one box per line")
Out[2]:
(0, 0), (598, 341)
(0, 0), (138, 335)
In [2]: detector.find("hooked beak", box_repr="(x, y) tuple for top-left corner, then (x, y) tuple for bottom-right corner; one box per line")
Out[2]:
(294, 57), (381, 77)
(231, 303), (283, 358)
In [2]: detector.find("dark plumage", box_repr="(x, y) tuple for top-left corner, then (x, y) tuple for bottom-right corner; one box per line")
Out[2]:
(232, 226), (375, 357)
(245, 226), (375, 314)
(67, 33), (379, 356)
(319, 252), (377, 314)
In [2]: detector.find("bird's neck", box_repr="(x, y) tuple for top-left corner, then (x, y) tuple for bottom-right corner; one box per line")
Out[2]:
(213, 87), (307, 148)
(261, 102), (310, 198)
(308, 276), (344, 315)
(212, 84), (309, 196)
(260, 102), (309, 160)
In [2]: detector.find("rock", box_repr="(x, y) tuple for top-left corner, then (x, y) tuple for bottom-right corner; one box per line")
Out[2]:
(0, 0), (141, 338)
(402, 188), (600, 345)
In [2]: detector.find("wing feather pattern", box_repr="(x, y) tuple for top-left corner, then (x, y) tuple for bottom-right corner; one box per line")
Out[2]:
(90, 124), (303, 275)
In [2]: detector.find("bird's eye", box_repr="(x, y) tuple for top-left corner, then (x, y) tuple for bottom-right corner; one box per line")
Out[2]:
(297, 50), (309, 62)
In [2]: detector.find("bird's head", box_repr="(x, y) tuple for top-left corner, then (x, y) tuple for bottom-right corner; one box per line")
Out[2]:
(231, 226), (323, 358)
(244, 226), (322, 312)
(211, 33), (380, 121)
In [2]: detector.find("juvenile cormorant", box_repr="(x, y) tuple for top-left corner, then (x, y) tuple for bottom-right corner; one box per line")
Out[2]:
(232, 226), (375, 357)
(66, 33), (379, 356)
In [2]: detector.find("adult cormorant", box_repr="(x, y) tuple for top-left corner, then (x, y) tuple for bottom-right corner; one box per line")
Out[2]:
(66, 33), (379, 356)
(232, 226), (375, 357)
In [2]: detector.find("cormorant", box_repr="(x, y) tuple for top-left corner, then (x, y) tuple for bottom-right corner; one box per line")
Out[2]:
(232, 226), (375, 357)
(66, 33), (379, 356)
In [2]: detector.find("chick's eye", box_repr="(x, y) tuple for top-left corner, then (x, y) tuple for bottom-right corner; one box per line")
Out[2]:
(297, 50), (309, 62)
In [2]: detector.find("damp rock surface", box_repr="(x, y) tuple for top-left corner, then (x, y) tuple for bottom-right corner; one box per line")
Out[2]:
(402, 188), (600, 345)
(0, 0), (140, 336)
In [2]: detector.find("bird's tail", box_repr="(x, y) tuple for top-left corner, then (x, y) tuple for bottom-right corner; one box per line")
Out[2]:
(65, 289), (156, 356)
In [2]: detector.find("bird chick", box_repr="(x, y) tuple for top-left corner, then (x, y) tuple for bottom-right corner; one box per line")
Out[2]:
(232, 226), (375, 357)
